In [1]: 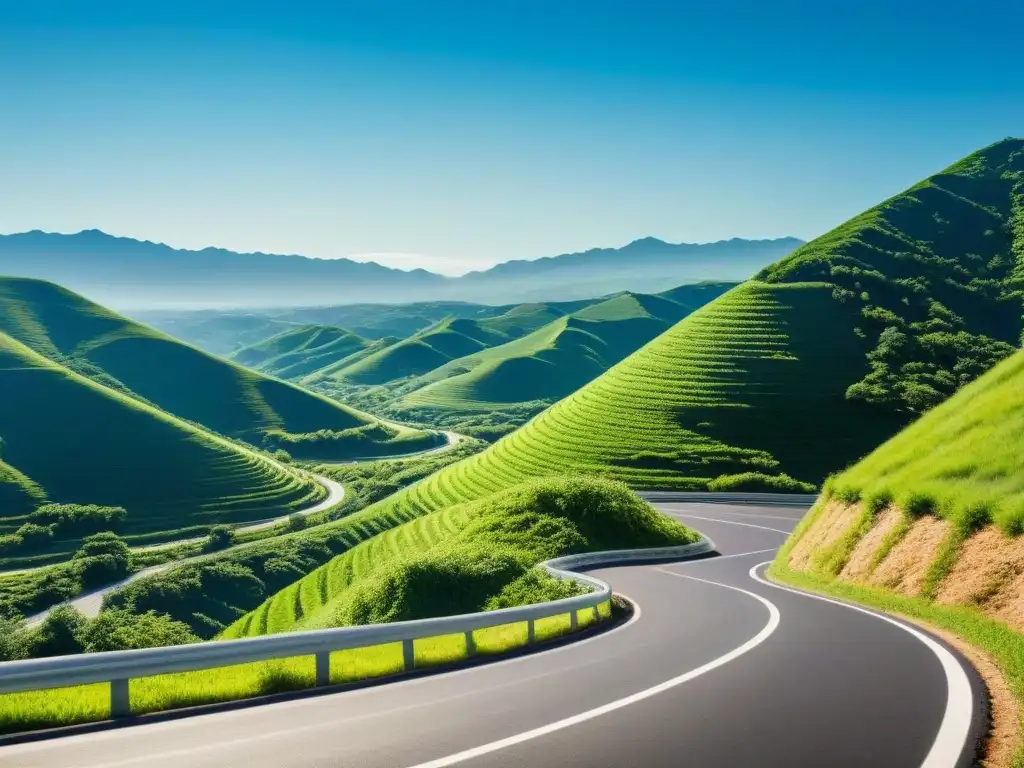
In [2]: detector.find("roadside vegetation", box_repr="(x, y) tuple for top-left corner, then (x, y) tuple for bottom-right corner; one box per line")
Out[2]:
(0, 474), (681, 732)
(0, 328), (324, 566)
(773, 345), (1024, 766)
(223, 475), (695, 637)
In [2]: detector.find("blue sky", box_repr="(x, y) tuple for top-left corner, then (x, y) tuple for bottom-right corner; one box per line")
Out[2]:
(1, 0), (1021, 274)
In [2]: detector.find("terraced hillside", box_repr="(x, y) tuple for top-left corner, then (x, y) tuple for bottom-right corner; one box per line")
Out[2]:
(222, 476), (696, 638)
(316, 138), (1024, 503)
(394, 285), (732, 416)
(0, 330), (322, 563)
(105, 139), (1024, 635)
(0, 277), (435, 453)
(230, 324), (369, 379)
(319, 312), (564, 386)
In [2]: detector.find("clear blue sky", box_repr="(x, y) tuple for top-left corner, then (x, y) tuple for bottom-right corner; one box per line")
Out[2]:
(1, 1), (1021, 274)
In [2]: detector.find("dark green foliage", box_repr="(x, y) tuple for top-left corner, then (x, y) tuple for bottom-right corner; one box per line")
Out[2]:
(263, 422), (441, 461)
(28, 605), (87, 657)
(73, 532), (131, 588)
(78, 609), (198, 652)
(0, 615), (29, 661)
(204, 525), (237, 553)
(243, 476), (697, 634)
(29, 504), (127, 535)
(706, 472), (816, 493)
(759, 137), (1024, 417)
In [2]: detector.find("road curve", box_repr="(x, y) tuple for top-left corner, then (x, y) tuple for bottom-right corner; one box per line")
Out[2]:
(315, 429), (465, 467)
(0, 501), (983, 768)
(23, 473), (344, 626)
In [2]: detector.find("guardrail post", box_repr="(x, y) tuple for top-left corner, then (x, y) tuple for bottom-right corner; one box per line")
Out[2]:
(403, 638), (415, 671)
(464, 631), (475, 657)
(527, 619), (535, 645)
(570, 610), (578, 631)
(315, 651), (330, 687)
(110, 679), (130, 718)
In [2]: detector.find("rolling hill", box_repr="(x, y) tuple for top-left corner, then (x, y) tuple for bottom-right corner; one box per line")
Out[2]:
(100, 138), (1024, 638)
(0, 230), (801, 309)
(0, 277), (438, 457)
(392, 283), (735, 417)
(303, 137), (1024, 501)
(313, 306), (593, 386)
(230, 325), (370, 379)
(0, 328), (323, 562)
(221, 476), (696, 639)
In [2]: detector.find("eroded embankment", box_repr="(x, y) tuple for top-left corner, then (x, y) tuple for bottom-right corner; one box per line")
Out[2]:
(781, 500), (1024, 767)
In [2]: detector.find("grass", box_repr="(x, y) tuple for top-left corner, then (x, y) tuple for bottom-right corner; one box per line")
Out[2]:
(769, 562), (1024, 768)
(0, 602), (612, 734)
(392, 285), (732, 417)
(0, 330), (324, 566)
(221, 476), (693, 638)
(830, 348), (1024, 534)
(230, 324), (369, 379)
(0, 276), (444, 564)
(773, 337), (1024, 766)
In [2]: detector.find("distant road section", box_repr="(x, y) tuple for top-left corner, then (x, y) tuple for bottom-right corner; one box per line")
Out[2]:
(22, 473), (344, 626)
(1, 501), (981, 768)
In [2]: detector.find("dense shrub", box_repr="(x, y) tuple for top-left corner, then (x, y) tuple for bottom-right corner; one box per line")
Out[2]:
(28, 605), (87, 657)
(72, 532), (131, 588)
(79, 609), (199, 652)
(707, 472), (817, 493)
(29, 504), (127, 534)
(203, 525), (237, 553)
(0, 615), (29, 661)
(289, 476), (697, 633)
(15, 523), (54, 545)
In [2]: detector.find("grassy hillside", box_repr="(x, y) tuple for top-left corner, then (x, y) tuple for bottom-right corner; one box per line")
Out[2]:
(394, 285), (732, 417)
(230, 324), (369, 379)
(827, 348), (1024, 532)
(323, 138), (1024, 501)
(773, 348), (1024, 766)
(0, 331), (323, 563)
(0, 277), (436, 455)
(100, 140), (1024, 643)
(222, 476), (696, 638)
(323, 314), (548, 386)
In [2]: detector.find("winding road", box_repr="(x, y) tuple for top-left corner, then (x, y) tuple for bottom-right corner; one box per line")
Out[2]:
(23, 474), (345, 627)
(0, 501), (983, 767)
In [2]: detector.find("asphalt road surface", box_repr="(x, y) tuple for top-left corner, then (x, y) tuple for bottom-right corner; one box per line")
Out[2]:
(0, 502), (983, 767)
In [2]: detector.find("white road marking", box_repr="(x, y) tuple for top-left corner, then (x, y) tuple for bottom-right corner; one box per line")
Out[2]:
(400, 569), (781, 768)
(4, 600), (649, 766)
(749, 564), (973, 768)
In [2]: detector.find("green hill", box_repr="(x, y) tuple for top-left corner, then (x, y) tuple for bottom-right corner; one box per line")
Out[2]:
(0, 277), (434, 452)
(100, 139), (1024, 640)
(221, 476), (696, 638)
(330, 138), (1024, 501)
(395, 286), (729, 414)
(322, 313), (555, 386)
(822, 348), (1024, 529)
(230, 324), (369, 379)
(0, 330), (323, 563)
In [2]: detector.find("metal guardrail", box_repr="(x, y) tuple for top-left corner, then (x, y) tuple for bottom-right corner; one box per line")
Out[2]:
(0, 537), (714, 718)
(638, 491), (819, 507)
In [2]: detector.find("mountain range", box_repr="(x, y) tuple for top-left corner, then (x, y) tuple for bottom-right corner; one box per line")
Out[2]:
(0, 230), (802, 309)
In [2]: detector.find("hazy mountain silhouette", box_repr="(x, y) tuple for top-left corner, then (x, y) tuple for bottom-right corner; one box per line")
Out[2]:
(0, 230), (802, 309)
